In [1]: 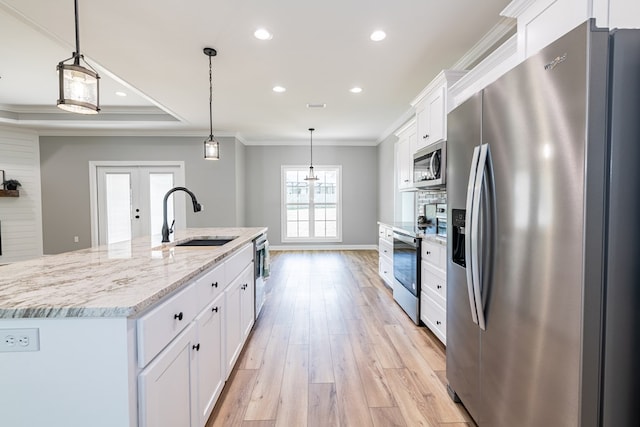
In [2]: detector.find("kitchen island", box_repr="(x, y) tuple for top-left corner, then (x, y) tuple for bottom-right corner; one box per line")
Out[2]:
(0, 227), (267, 427)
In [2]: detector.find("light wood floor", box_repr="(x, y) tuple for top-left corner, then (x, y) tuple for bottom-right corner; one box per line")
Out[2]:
(206, 250), (474, 427)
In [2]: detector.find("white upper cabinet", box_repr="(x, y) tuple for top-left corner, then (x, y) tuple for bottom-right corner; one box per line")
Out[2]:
(395, 120), (417, 190)
(412, 70), (467, 152)
(502, 0), (640, 60)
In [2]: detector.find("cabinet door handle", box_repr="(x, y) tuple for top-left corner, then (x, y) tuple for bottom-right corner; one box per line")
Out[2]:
(174, 312), (184, 321)
(241, 283), (248, 290)
(437, 285), (442, 289)
(192, 343), (200, 351)
(212, 281), (218, 288)
(436, 320), (442, 325)
(212, 306), (219, 313)
(426, 251), (431, 255)
(423, 134), (429, 139)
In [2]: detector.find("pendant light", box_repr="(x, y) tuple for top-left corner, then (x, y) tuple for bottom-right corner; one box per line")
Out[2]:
(203, 47), (220, 160)
(304, 128), (319, 181)
(57, 0), (100, 114)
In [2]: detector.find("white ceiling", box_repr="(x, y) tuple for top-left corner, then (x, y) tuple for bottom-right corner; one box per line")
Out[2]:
(0, 0), (513, 145)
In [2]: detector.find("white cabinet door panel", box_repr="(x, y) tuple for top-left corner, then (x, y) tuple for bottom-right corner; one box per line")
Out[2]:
(195, 294), (225, 426)
(138, 323), (197, 427)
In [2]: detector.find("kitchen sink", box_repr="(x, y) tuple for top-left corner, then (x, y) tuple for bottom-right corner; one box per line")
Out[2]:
(175, 237), (237, 247)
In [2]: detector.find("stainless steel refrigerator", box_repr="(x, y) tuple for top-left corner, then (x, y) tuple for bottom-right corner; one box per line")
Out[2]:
(446, 20), (640, 427)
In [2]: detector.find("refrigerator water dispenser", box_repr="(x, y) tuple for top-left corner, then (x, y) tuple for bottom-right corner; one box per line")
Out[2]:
(452, 209), (466, 267)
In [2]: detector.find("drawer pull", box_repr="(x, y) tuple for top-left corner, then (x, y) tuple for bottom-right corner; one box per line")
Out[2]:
(426, 251), (431, 255)
(192, 343), (200, 351)
(437, 285), (442, 289)
(436, 320), (442, 325)
(174, 312), (184, 321)
(423, 134), (429, 139)
(241, 284), (248, 290)
(212, 306), (219, 313)
(212, 282), (218, 288)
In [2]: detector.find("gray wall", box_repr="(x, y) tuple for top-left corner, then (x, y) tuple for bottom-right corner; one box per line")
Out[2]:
(40, 135), (242, 254)
(235, 141), (246, 226)
(245, 145), (378, 247)
(377, 133), (397, 224)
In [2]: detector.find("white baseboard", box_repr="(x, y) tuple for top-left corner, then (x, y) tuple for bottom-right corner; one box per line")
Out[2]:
(269, 244), (377, 251)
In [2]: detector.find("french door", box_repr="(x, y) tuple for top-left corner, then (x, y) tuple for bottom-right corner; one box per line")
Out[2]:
(92, 163), (186, 245)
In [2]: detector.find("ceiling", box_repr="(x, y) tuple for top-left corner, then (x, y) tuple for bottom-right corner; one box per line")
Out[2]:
(0, 0), (513, 145)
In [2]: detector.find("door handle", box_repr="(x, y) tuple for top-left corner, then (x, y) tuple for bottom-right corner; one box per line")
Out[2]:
(471, 144), (490, 331)
(465, 146), (481, 326)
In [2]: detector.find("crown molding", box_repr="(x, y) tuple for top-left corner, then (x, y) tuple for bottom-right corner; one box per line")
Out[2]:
(451, 16), (517, 70)
(500, 0), (539, 18)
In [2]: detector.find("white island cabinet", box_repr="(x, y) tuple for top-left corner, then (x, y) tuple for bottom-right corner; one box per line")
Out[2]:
(0, 227), (266, 427)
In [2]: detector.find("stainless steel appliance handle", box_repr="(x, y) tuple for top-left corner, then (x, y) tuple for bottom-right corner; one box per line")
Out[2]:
(471, 143), (489, 330)
(429, 151), (436, 179)
(465, 146), (480, 325)
(393, 232), (418, 247)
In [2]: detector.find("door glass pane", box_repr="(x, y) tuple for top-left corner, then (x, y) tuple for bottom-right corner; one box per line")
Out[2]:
(149, 173), (174, 237)
(105, 174), (132, 244)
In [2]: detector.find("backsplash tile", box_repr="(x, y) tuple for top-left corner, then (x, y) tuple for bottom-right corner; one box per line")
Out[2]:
(416, 190), (446, 218)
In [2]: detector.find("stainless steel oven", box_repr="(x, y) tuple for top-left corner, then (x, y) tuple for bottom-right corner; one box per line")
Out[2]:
(392, 230), (421, 324)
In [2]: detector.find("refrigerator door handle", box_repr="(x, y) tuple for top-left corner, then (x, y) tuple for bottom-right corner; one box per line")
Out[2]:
(471, 143), (489, 330)
(464, 145), (481, 325)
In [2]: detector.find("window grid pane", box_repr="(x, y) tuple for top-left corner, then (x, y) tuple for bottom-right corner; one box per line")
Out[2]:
(283, 166), (340, 241)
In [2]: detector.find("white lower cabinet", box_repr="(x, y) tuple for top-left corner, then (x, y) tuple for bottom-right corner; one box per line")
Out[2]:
(138, 242), (256, 427)
(138, 323), (197, 427)
(195, 294), (225, 426)
(378, 224), (394, 287)
(420, 239), (447, 345)
(225, 263), (254, 377)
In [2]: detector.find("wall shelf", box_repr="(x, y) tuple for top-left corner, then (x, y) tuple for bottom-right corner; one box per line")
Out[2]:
(0, 189), (19, 197)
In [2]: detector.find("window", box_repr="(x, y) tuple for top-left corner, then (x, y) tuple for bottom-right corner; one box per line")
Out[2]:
(282, 166), (342, 243)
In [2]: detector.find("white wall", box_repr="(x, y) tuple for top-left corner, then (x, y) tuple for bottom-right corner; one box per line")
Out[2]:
(0, 126), (43, 262)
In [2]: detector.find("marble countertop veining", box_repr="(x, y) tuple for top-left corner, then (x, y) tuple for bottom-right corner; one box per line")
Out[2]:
(0, 227), (267, 319)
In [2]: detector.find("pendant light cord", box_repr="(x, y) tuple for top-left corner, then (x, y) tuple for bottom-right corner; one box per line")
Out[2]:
(208, 54), (213, 138)
(73, 0), (81, 62)
(309, 128), (314, 167)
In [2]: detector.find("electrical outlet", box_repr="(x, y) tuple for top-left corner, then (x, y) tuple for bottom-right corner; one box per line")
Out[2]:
(74, 236), (79, 243)
(0, 328), (39, 352)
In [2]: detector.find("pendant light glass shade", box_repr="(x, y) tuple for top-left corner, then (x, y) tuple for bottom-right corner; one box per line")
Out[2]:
(57, 0), (100, 114)
(203, 47), (220, 160)
(305, 128), (318, 181)
(204, 136), (220, 159)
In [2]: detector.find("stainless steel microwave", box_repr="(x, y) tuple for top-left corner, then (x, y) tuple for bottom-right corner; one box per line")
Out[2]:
(413, 140), (446, 188)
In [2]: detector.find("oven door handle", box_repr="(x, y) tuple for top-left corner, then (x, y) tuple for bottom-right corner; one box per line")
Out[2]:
(393, 232), (417, 247)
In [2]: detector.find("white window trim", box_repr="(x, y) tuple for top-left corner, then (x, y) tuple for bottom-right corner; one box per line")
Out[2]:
(281, 165), (342, 243)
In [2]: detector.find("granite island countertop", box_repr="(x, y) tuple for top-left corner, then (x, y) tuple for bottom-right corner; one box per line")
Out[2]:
(0, 227), (266, 319)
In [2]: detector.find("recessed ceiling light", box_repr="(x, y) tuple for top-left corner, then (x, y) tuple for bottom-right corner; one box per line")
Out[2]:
(273, 86), (286, 93)
(254, 28), (273, 40)
(350, 87), (363, 94)
(370, 30), (386, 41)
(115, 91), (127, 97)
